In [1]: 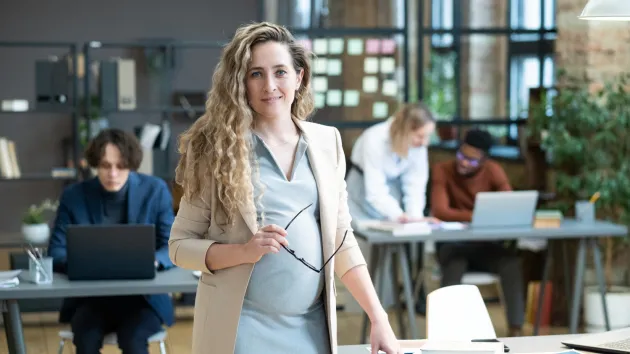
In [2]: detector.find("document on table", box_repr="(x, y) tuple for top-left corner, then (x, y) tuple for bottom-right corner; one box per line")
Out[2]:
(0, 270), (21, 288)
(356, 220), (432, 236)
(366, 347), (421, 354)
(355, 220), (467, 236)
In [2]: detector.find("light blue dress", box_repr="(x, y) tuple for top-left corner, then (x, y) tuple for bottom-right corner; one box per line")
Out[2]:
(234, 133), (331, 354)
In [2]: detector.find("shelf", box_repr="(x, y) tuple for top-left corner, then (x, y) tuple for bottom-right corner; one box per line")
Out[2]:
(0, 174), (76, 182)
(0, 109), (76, 115)
(101, 106), (205, 115)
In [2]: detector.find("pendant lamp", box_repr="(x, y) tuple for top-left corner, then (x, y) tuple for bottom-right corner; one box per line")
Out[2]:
(579, 0), (630, 21)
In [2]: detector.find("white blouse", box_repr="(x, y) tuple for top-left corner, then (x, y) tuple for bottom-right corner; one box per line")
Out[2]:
(349, 118), (429, 220)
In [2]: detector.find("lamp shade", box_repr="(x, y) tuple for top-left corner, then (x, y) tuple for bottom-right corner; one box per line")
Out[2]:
(579, 0), (630, 20)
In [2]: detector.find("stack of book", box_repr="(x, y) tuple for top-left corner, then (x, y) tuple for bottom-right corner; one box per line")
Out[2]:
(533, 210), (563, 228)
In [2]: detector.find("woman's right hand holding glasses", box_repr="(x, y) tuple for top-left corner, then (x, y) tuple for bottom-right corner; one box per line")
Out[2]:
(242, 224), (289, 263)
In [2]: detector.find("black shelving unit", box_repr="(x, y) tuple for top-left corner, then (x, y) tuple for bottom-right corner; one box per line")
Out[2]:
(0, 41), (81, 182)
(81, 40), (223, 180)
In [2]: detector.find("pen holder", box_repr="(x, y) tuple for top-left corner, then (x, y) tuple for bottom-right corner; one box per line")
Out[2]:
(575, 200), (595, 223)
(29, 256), (53, 284)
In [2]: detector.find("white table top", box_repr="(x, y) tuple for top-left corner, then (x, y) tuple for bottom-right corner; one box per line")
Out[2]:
(338, 334), (586, 354)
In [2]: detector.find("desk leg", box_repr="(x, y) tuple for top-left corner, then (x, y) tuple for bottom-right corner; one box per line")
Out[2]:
(590, 238), (611, 331)
(533, 242), (553, 336)
(2, 299), (26, 354)
(391, 251), (406, 338)
(397, 244), (418, 339)
(361, 244), (382, 344)
(562, 241), (572, 326)
(569, 238), (587, 334)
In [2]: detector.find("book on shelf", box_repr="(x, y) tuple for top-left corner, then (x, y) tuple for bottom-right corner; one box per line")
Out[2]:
(0, 137), (21, 178)
(525, 281), (553, 327)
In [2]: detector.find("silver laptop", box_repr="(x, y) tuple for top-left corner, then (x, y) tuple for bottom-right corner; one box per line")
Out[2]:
(471, 190), (539, 228)
(562, 327), (630, 354)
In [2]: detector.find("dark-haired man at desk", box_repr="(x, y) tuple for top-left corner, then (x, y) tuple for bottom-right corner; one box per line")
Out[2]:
(430, 129), (525, 337)
(48, 128), (175, 354)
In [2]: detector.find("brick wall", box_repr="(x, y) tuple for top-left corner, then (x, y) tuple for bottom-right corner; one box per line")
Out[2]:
(556, 0), (630, 87)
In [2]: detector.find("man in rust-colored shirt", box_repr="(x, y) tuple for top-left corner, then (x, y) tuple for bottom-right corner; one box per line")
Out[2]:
(431, 129), (525, 337)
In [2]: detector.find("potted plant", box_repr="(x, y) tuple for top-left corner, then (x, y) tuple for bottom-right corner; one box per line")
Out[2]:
(22, 199), (59, 245)
(528, 70), (630, 332)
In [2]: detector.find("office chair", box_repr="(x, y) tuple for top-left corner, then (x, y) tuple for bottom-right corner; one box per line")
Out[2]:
(57, 329), (168, 354)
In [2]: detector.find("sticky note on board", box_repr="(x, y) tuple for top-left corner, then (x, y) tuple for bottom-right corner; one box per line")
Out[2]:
(382, 80), (398, 96)
(312, 77), (328, 92)
(328, 38), (344, 54)
(327, 90), (342, 106)
(362, 76), (378, 93)
(347, 38), (364, 55)
(313, 58), (328, 74)
(364, 57), (379, 74)
(380, 57), (396, 74)
(381, 39), (396, 54)
(344, 90), (360, 107)
(373, 102), (389, 118)
(297, 39), (312, 52)
(366, 38), (380, 54)
(314, 93), (326, 108)
(327, 59), (342, 76)
(313, 39), (328, 54)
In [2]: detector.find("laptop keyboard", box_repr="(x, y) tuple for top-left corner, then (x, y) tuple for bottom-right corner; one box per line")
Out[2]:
(601, 338), (630, 350)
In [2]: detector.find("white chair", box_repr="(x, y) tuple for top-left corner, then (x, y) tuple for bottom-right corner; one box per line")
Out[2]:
(57, 329), (168, 354)
(426, 284), (497, 341)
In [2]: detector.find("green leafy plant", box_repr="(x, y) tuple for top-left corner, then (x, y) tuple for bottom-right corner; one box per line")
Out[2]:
(22, 199), (59, 225)
(422, 51), (457, 120)
(528, 70), (630, 288)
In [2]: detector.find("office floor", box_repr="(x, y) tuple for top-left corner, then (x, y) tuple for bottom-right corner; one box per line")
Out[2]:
(0, 304), (568, 354)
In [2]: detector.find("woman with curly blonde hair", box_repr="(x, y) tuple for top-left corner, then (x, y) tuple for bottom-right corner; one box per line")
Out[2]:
(168, 22), (399, 354)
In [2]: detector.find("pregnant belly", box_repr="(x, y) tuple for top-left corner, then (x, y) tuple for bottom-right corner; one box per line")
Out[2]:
(244, 251), (326, 315)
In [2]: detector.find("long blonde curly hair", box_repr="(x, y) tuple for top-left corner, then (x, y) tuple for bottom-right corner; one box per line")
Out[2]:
(175, 22), (314, 227)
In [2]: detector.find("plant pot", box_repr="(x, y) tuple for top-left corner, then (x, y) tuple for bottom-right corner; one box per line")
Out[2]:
(21, 223), (50, 245)
(584, 285), (630, 332)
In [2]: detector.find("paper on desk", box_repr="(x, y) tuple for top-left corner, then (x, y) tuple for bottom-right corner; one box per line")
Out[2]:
(436, 222), (467, 230)
(365, 347), (421, 354)
(0, 270), (21, 288)
(355, 220), (432, 236)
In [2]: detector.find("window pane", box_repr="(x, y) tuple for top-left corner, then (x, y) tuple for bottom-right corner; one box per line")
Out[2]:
(431, 0), (453, 47)
(460, 34), (509, 120)
(544, 0), (556, 29)
(463, 0), (508, 29)
(422, 48), (457, 143)
(508, 55), (555, 138)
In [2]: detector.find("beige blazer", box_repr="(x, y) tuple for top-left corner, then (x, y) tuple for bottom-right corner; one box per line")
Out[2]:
(168, 120), (367, 354)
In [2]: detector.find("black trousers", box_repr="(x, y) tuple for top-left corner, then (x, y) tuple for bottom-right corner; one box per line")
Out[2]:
(70, 295), (163, 354)
(437, 242), (525, 327)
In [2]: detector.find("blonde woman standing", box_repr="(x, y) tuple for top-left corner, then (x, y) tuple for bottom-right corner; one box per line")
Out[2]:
(347, 103), (437, 223)
(168, 22), (399, 354)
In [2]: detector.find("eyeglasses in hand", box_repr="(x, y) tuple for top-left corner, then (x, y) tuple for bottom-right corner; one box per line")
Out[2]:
(281, 203), (347, 273)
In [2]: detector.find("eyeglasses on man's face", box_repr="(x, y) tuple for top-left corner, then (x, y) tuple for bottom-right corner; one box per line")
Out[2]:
(456, 150), (482, 167)
(281, 203), (347, 273)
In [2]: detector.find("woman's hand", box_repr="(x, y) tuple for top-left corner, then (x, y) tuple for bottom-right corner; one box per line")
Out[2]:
(370, 317), (400, 354)
(242, 224), (288, 263)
